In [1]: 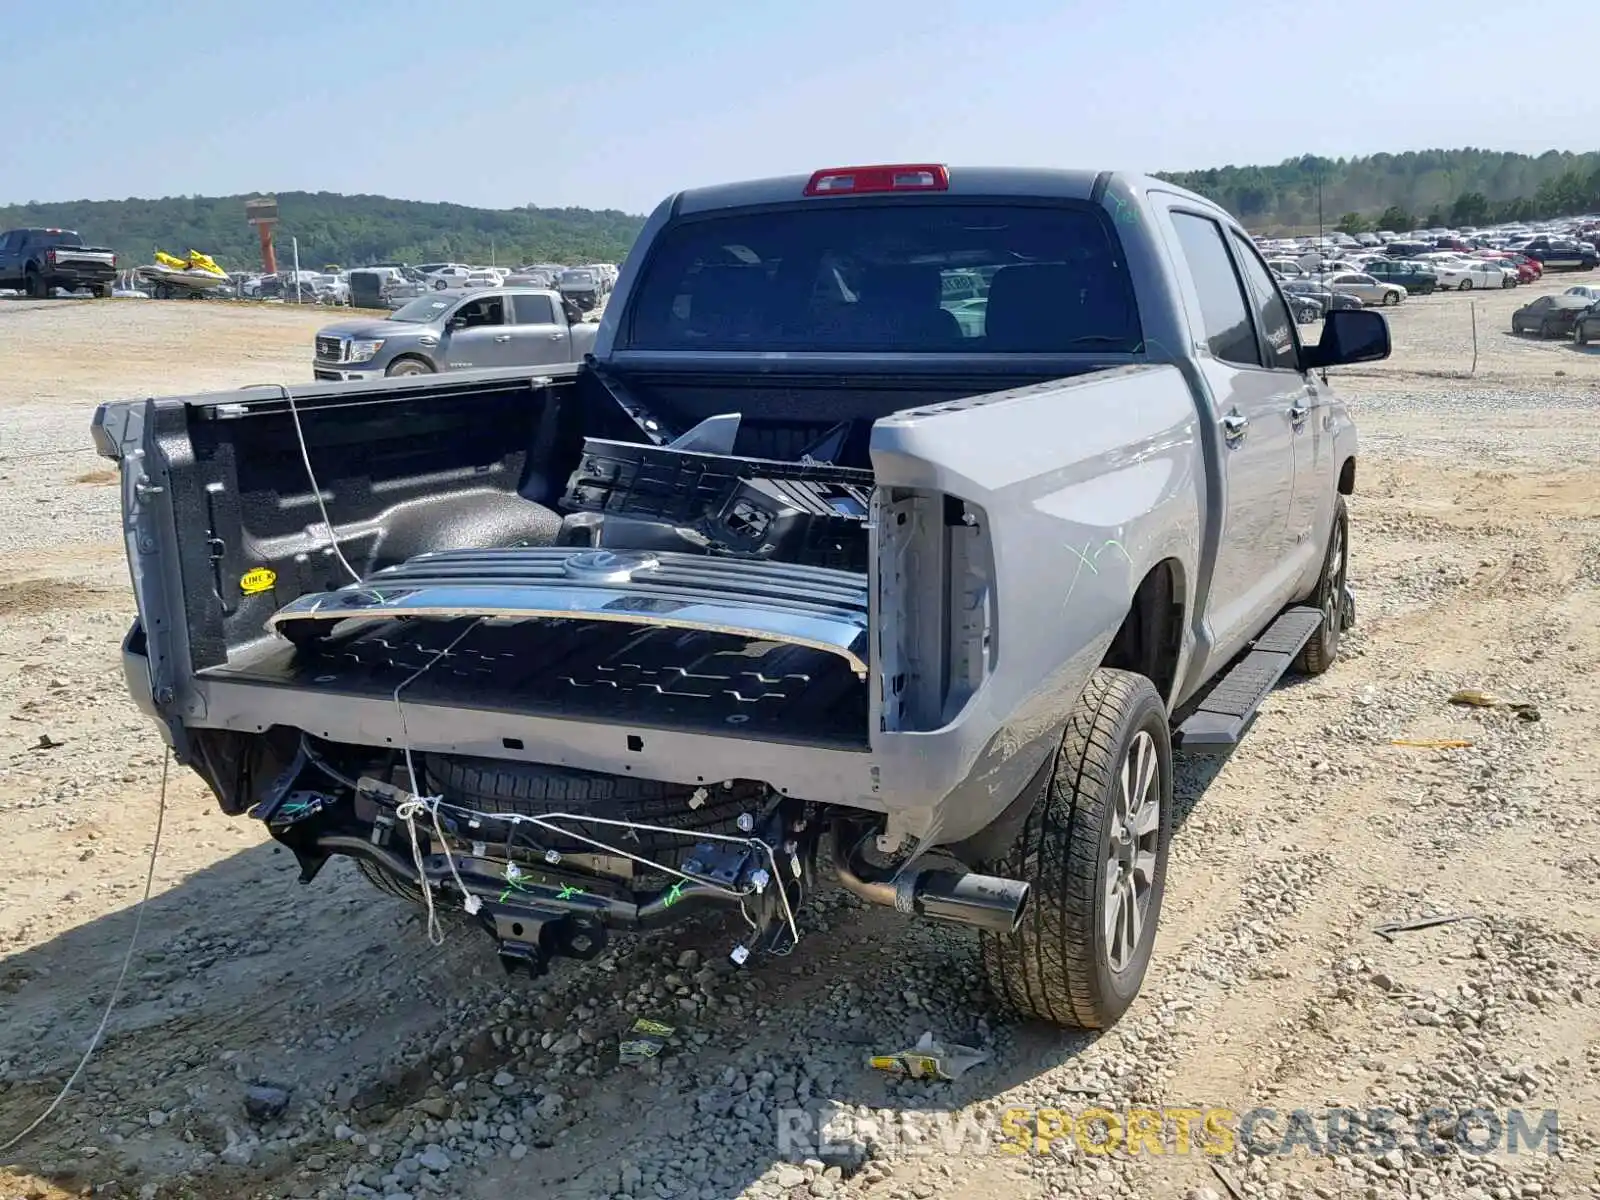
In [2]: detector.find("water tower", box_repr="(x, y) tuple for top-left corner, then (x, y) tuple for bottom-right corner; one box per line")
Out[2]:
(245, 197), (279, 274)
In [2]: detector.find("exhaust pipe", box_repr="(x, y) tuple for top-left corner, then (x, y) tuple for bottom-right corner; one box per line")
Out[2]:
(832, 833), (1029, 935)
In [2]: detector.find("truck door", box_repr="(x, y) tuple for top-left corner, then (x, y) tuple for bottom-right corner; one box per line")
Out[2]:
(506, 292), (572, 364)
(442, 295), (517, 369)
(1228, 230), (1327, 594)
(1163, 208), (1305, 666)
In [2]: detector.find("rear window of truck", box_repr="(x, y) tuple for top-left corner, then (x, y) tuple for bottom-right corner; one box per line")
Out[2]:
(623, 202), (1141, 353)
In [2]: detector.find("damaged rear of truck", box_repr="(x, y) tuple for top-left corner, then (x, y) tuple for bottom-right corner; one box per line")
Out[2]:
(93, 165), (1383, 1029)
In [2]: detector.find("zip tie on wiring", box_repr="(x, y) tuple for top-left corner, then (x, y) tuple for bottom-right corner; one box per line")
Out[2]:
(389, 619), (485, 943)
(0, 753), (170, 1154)
(276, 382), (361, 586)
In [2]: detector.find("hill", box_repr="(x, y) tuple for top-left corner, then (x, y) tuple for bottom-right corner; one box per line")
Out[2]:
(0, 191), (646, 273)
(5, 149), (1600, 272)
(1157, 148), (1600, 234)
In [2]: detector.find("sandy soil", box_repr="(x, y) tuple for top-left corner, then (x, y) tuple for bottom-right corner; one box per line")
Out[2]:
(0, 284), (1597, 1200)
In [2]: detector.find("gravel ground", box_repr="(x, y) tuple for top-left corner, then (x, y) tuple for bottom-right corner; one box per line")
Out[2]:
(1, 284), (1598, 1200)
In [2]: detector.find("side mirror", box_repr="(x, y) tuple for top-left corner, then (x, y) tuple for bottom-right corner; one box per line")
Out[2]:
(447, 315), (466, 331)
(1303, 308), (1391, 369)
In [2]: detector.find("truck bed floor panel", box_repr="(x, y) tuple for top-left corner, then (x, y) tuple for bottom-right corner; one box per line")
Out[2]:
(201, 618), (869, 748)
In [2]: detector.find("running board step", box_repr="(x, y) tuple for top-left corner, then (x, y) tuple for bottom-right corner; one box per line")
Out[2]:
(1173, 606), (1324, 753)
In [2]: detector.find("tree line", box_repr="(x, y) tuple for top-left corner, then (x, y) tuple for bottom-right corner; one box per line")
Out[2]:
(0, 191), (646, 273)
(1156, 149), (1600, 235)
(5, 149), (1600, 271)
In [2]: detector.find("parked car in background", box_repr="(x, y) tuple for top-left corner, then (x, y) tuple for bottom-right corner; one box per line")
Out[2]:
(1282, 279), (1362, 313)
(423, 264), (474, 290)
(1323, 272), (1406, 307)
(1514, 237), (1598, 271)
(1285, 293), (1323, 324)
(348, 267), (431, 310)
(558, 267), (604, 311)
(0, 227), (117, 297)
(312, 286), (597, 379)
(315, 273), (351, 305)
(1563, 284), (1600, 303)
(1384, 240), (1436, 259)
(1510, 294), (1592, 338)
(1574, 302), (1600, 346)
(1364, 259), (1438, 295)
(463, 269), (503, 289)
(506, 264), (560, 288)
(1425, 258), (1514, 291)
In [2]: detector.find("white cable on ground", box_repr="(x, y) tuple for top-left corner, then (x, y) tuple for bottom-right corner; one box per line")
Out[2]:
(0, 752), (170, 1154)
(278, 383), (361, 586)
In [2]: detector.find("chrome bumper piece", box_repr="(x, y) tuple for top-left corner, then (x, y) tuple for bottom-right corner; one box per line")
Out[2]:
(267, 546), (871, 675)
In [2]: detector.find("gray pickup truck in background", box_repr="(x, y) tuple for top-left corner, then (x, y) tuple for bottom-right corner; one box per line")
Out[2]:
(311, 286), (596, 379)
(94, 163), (1386, 1031)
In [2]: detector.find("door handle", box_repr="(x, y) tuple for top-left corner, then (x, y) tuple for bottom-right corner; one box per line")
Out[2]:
(1288, 403), (1309, 424)
(1221, 411), (1249, 441)
(548, 333), (563, 340)
(494, 333), (511, 342)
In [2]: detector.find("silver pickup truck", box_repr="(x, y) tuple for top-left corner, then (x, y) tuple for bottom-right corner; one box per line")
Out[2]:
(312, 286), (596, 380)
(93, 164), (1386, 1030)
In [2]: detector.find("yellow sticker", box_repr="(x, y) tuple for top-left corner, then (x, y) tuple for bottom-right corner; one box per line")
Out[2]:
(240, 567), (277, 595)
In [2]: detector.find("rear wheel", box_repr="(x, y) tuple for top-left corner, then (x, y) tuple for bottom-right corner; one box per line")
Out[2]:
(24, 269), (47, 298)
(1458, 279), (1473, 291)
(1539, 320), (1553, 339)
(980, 669), (1172, 1029)
(1294, 495), (1349, 676)
(1579, 325), (1590, 346)
(1382, 290), (1400, 306)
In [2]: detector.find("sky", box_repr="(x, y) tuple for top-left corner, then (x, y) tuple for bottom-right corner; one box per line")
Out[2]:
(3, 0), (1598, 217)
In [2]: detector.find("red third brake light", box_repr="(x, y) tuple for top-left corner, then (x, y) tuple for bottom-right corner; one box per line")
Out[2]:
(803, 163), (950, 197)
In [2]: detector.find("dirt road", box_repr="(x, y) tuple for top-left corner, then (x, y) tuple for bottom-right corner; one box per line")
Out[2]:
(1, 287), (1597, 1200)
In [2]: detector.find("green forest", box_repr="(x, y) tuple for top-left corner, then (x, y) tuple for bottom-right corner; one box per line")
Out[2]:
(0, 191), (646, 274)
(1158, 148), (1600, 234)
(4, 148), (1600, 273)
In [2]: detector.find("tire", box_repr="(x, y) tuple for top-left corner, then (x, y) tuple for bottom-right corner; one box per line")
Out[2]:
(433, 277), (449, 291)
(355, 857), (425, 905)
(91, 284), (111, 299)
(1579, 326), (1590, 346)
(980, 668), (1172, 1030)
(385, 357), (434, 377)
(1382, 290), (1399, 306)
(24, 269), (47, 299)
(1458, 279), (1473, 291)
(1502, 276), (1516, 289)
(423, 755), (758, 854)
(1539, 320), (1553, 339)
(1293, 494), (1349, 676)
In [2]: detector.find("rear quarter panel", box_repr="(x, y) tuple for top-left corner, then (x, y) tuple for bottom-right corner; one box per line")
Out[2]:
(869, 365), (1202, 837)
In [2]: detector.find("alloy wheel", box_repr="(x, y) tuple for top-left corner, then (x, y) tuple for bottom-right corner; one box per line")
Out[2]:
(1103, 730), (1160, 973)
